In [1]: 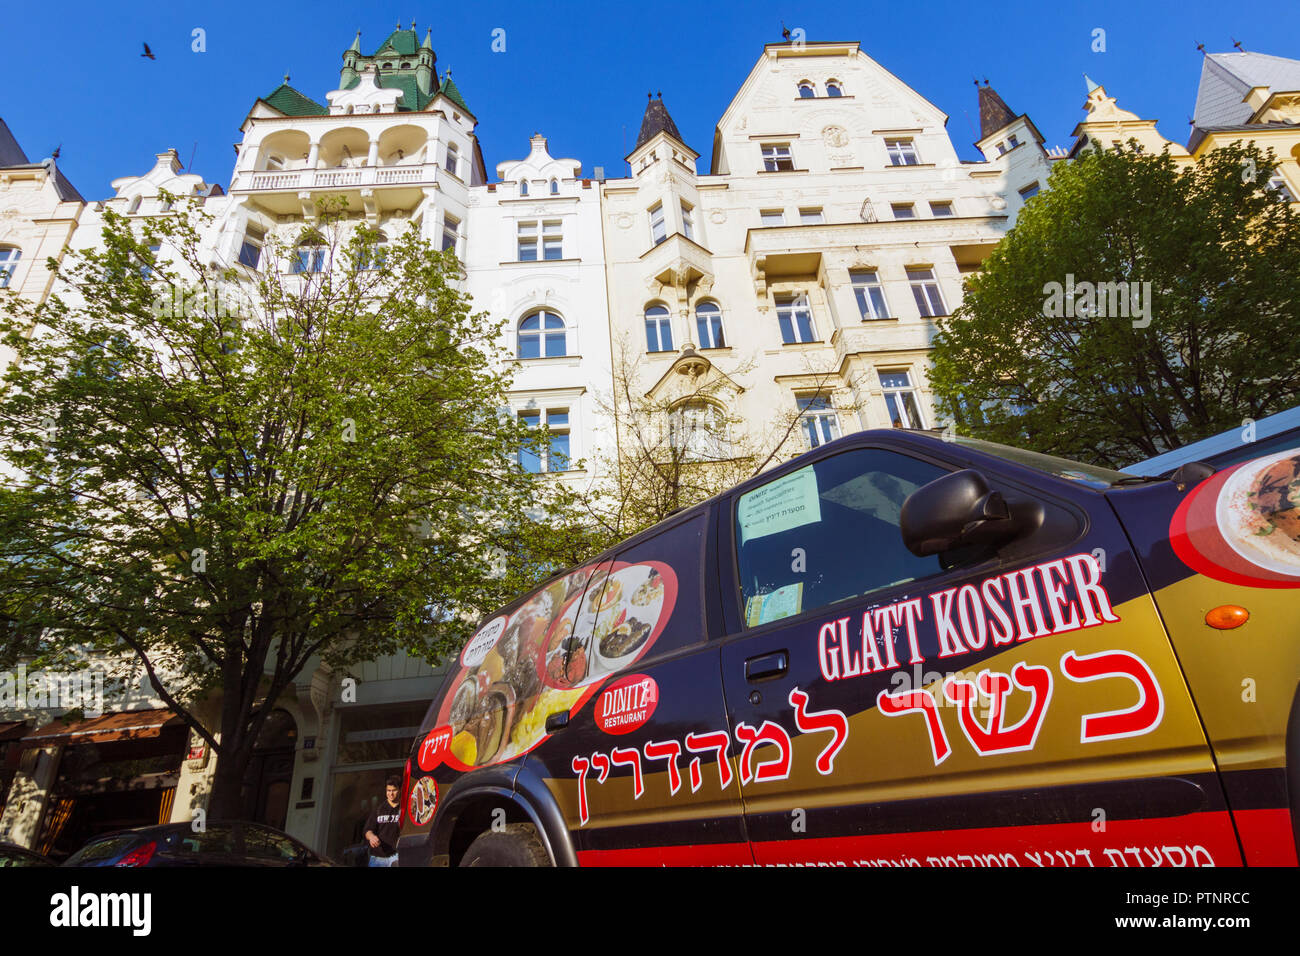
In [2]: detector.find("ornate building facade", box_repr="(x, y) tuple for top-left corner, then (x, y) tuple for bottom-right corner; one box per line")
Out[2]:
(2, 34), (1298, 860)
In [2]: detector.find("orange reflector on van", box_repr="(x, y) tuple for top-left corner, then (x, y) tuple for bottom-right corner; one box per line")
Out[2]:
(1206, 605), (1249, 629)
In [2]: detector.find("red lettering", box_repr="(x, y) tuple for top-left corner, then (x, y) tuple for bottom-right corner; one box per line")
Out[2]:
(734, 721), (794, 784)
(981, 576), (1015, 645)
(818, 620), (842, 681)
(789, 688), (849, 775)
(610, 747), (645, 799)
(1005, 568), (1051, 642)
(930, 587), (969, 658)
(571, 755), (591, 826)
(1065, 553), (1120, 626)
(1039, 559), (1082, 633)
(877, 687), (951, 765)
(896, 599), (925, 665)
(643, 739), (683, 795)
(956, 584), (987, 650)
(684, 730), (733, 792)
(1060, 649), (1163, 741)
(942, 662), (1053, 755)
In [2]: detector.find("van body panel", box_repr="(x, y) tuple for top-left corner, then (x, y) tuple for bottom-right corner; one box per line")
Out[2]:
(398, 431), (1299, 866)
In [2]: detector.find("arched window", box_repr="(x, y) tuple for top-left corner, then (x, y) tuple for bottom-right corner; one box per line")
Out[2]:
(798, 81), (815, 98)
(519, 180), (529, 196)
(644, 304), (673, 352)
(550, 179), (559, 195)
(826, 80), (844, 97)
(669, 400), (729, 461)
(355, 235), (388, 271)
(518, 310), (567, 359)
(695, 301), (725, 349)
(0, 247), (21, 288)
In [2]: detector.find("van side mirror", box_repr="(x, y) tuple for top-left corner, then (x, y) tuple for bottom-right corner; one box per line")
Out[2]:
(900, 469), (1027, 557)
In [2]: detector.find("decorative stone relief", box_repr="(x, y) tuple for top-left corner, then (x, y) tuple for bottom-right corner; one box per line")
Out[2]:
(708, 209), (726, 224)
(822, 125), (849, 149)
(616, 213), (634, 229)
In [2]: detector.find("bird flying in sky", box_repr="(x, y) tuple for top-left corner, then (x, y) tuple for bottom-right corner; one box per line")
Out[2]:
(141, 42), (155, 60)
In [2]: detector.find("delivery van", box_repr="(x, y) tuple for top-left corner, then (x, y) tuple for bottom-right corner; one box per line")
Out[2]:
(396, 429), (1300, 867)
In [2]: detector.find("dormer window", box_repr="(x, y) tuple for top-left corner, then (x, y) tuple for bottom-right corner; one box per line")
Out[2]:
(798, 81), (815, 98)
(826, 80), (843, 97)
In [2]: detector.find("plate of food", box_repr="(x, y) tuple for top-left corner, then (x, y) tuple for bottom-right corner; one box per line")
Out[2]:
(1216, 448), (1300, 577)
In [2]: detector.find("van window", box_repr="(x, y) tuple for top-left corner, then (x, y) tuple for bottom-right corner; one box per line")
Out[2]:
(735, 448), (950, 626)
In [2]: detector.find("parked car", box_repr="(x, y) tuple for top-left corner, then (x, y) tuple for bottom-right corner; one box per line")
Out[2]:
(397, 428), (1300, 867)
(0, 843), (56, 867)
(62, 821), (335, 867)
(1126, 406), (1300, 476)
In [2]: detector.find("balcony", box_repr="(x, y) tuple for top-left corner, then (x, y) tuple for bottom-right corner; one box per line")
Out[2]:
(232, 162), (442, 192)
(230, 163), (451, 216)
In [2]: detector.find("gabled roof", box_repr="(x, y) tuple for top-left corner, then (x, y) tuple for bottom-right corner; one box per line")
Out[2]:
(262, 81), (328, 117)
(1194, 51), (1300, 128)
(341, 71), (432, 111)
(635, 94), (685, 150)
(977, 84), (1017, 139)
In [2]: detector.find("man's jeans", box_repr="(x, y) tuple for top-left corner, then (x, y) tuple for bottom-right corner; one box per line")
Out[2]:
(368, 852), (399, 867)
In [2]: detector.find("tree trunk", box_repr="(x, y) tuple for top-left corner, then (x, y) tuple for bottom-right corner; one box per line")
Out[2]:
(207, 737), (255, 820)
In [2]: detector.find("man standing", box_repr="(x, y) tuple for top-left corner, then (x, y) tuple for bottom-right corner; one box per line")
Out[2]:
(364, 776), (402, 867)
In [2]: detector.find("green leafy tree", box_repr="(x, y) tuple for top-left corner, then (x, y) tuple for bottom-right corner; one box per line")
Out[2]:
(0, 197), (564, 816)
(929, 142), (1300, 468)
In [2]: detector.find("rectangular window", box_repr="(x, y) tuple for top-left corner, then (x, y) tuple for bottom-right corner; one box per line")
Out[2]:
(734, 448), (949, 627)
(140, 243), (161, 279)
(1019, 182), (1040, 200)
(291, 246), (326, 274)
(880, 369), (925, 428)
(775, 292), (816, 344)
(518, 407), (570, 473)
(885, 138), (920, 166)
(798, 395), (840, 449)
(761, 143), (795, 172)
(542, 220), (563, 260)
(929, 201), (954, 217)
(1268, 174), (1297, 203)
(0, 248), (20, 288)
(996, 142), (1007, 156)
(850, 270), (891, 320)
(1007, 134), (1020, 149)
(906, 266), (947, 317)
(237, 225), (264, 270)
(441, 214), (460, 253)
(517, 221), (538, 261)
(891, 203), (916, 220)
(650, 203), (667, 245)
(680, 201), (694, 240)
(445, 143), (459, 178)
(760, 209), (785, 226)
(799, 207), (824, 225)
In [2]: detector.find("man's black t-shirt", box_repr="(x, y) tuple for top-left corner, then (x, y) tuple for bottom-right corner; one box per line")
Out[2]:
(365, 801), (402, 857)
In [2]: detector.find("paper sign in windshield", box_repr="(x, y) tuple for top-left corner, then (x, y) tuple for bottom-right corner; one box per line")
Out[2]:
(738, 467), (821, 544)
(745, 582), (804, 626)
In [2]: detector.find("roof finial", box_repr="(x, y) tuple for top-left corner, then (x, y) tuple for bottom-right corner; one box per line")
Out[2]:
(283, 73), (290, 85)
(781, 21), (791, 40)
(410, 19), (416, 29)
(647, 91), (653, 100)
(1195, 41), (1205, 53)
(1232, 37), (1245, 52)
(972, 76), (980, 87)
(983, 77), (989, 85)
(657, 90), (662, 99)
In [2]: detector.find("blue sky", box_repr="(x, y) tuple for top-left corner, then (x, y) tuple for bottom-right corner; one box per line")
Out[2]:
(6, 0), (1298, 197)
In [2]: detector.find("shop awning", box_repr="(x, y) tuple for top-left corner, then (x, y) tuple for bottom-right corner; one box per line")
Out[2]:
(22, 709), (184, 746)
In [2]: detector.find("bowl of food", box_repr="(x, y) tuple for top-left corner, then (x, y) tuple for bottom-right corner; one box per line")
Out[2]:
(1216, 448), (1300, 577)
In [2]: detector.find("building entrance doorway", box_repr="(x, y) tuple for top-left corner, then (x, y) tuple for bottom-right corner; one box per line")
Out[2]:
(241, 709), (296, 830)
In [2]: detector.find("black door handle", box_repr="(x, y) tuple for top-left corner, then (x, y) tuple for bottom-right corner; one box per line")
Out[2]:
(745, 651), (788, 682)
(545, 711), (570, 732)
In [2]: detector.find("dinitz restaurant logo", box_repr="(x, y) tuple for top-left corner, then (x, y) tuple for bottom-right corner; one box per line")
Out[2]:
(0, 665), (105, 717)
(151, 280), (251, 319)
(1042, 274), (1153, 329)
